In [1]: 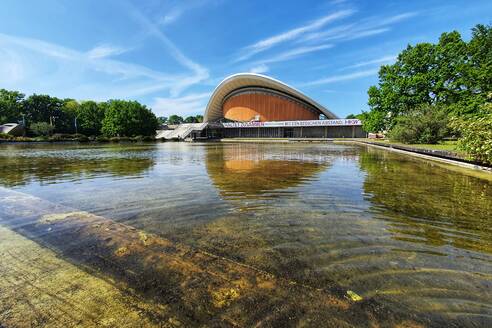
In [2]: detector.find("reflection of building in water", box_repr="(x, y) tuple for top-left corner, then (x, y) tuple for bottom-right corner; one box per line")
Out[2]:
(205, 145), (330, 198)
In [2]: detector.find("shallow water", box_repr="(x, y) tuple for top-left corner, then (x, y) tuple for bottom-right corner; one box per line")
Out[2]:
(0, 142), (491, 327)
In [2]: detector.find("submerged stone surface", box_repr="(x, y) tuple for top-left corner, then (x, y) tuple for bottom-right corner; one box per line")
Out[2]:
(0, 188), (430, 327)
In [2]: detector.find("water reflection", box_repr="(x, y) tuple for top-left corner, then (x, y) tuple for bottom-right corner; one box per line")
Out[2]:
(359, 147), (492, 254)
(0, 143), (155, 187)
(0, 142), (491, 326)
(205, 144), (330, 210)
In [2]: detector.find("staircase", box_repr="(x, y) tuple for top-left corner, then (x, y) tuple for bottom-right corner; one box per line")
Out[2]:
(156, 123), (208, 140)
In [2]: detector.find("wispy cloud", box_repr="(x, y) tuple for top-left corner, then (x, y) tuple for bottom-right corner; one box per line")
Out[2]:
(158, 0), (215, 26)
(123, 2), (209, 96)
(301, 12), (416, 44)
(249, 64), (269, 74)
(0, 48), (25, 83)
(235, 9), (354, 62)
(0, 32), (189, 100)
(253, 44), (333, 65)
(151, 92), (211, 117)
(342, 55), (396, 70)
(87, 44), (129, 59)
(302, 68), (378, 86)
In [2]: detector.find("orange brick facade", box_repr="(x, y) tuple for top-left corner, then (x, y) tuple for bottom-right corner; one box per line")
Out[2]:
(223, 92), (319, 122)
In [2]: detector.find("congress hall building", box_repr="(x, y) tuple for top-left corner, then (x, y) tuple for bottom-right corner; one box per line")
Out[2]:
(157, 73), (366, 140)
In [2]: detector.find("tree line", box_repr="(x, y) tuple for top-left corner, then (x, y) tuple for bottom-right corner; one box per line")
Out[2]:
(0, 91), (159, 137)
(158, 114), (204, 125)
(353, 24), (491, 164)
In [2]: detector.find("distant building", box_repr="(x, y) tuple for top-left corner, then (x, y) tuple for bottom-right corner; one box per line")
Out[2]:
(157, 73), (366, 140)
(0, 123), (24, 136)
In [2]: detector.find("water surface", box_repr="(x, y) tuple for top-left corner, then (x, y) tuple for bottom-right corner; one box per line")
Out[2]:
(0, 142), (491, 327)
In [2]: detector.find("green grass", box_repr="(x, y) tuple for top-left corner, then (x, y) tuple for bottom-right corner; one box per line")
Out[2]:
(368, 139), (465, 155)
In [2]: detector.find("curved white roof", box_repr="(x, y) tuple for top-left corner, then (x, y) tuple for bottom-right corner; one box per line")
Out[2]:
(204, 73), (338, 122)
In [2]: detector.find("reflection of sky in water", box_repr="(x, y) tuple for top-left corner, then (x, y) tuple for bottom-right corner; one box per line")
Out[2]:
(1, 142), (492, 326)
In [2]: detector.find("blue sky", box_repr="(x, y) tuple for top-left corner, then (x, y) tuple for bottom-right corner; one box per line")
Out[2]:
(1, 0), (491, 118)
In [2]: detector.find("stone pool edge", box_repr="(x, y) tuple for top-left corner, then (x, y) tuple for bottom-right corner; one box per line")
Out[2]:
(219, 137), (492, 174)
(345, 140), (492, 174)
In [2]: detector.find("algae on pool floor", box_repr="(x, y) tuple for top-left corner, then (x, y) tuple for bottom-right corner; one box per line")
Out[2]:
(0, 188), (429, 327)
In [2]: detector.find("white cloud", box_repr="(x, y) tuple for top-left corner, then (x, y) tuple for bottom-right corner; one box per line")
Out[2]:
(87, 44), (128, 59)
(157, 0), (217, 26)
(302, 68), (378, 86)
(343, 55), (396, 70)
(0, 48), (25, 84)
(151, 92), (211, 117)
(235, 9), (354, 62)
(253, 44), (333, 65)
(249, 64), (269, 74)
(160, 9), (182, 25)
(0, 32), (196, 101)
(301, 12), (416, 44)
(124, 3), (209, 96)
(379, 12), (418, 25)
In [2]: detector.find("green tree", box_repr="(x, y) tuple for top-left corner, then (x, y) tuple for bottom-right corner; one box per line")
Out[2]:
(157, 116), (168, 125)
(168, 115), (184, 125)
(388, 105), (449, 144)
(24, 94), (63, 128)
(195, 115), (204, 123)
(0, 89), (25, 124)
(451, 98), (492, 164)
(30, 122), (54, 136)
(364, 24), (492, 132)
(101, 100), (158, 137)
(184, 116), (198, 123)
(55, 99), (80, 134)
(358, 110), (388, 133)
(76, 101), (106, 135)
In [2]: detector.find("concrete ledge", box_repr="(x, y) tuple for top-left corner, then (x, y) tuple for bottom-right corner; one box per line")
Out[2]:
(220, 137), (336, 143)
(348, 140), (492, 173)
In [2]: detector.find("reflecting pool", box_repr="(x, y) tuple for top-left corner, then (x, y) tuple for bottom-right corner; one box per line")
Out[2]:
(0, 142), (491, 327)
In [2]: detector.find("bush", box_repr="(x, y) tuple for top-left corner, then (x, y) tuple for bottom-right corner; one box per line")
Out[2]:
(109, 136), (131, 142)
(388, 105), (449, 144)
(95, 136), (109, 142)
(451, 105), (492, 165)
(0, 133), (14, 140)
(30, 122), (54, 136)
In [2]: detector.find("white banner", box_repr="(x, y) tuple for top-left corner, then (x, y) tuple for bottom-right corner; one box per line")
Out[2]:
(222, 119), (361, 128)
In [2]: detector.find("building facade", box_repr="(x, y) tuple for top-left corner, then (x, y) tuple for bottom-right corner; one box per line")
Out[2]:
(201, 73), (365, 139)
(156, 73), (366, 140)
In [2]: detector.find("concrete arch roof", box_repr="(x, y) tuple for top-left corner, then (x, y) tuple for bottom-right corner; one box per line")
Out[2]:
(204, 73), (338, 122)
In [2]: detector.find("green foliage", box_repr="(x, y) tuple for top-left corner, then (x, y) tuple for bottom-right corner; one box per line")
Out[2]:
(77, 101), (106, 135)
(1, 89), (160, 138)
(358, 110), (388, 133)
(388, 105), (449, 144)
(345, 114), (357, 119)
(451, 101), (492, 165)
(0, 89), (25, 124)
(195, 115), (203, 123)
(167, 115), (184, 125)
(0, 133), (15, 140)
(101, 100), (159, 137)
(30, 122), (54, 136)
(364, 24), (492, 132)
(184, 116), (198, 123)
(157, 116), (168, 124)
(24, 94), (64, 127)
